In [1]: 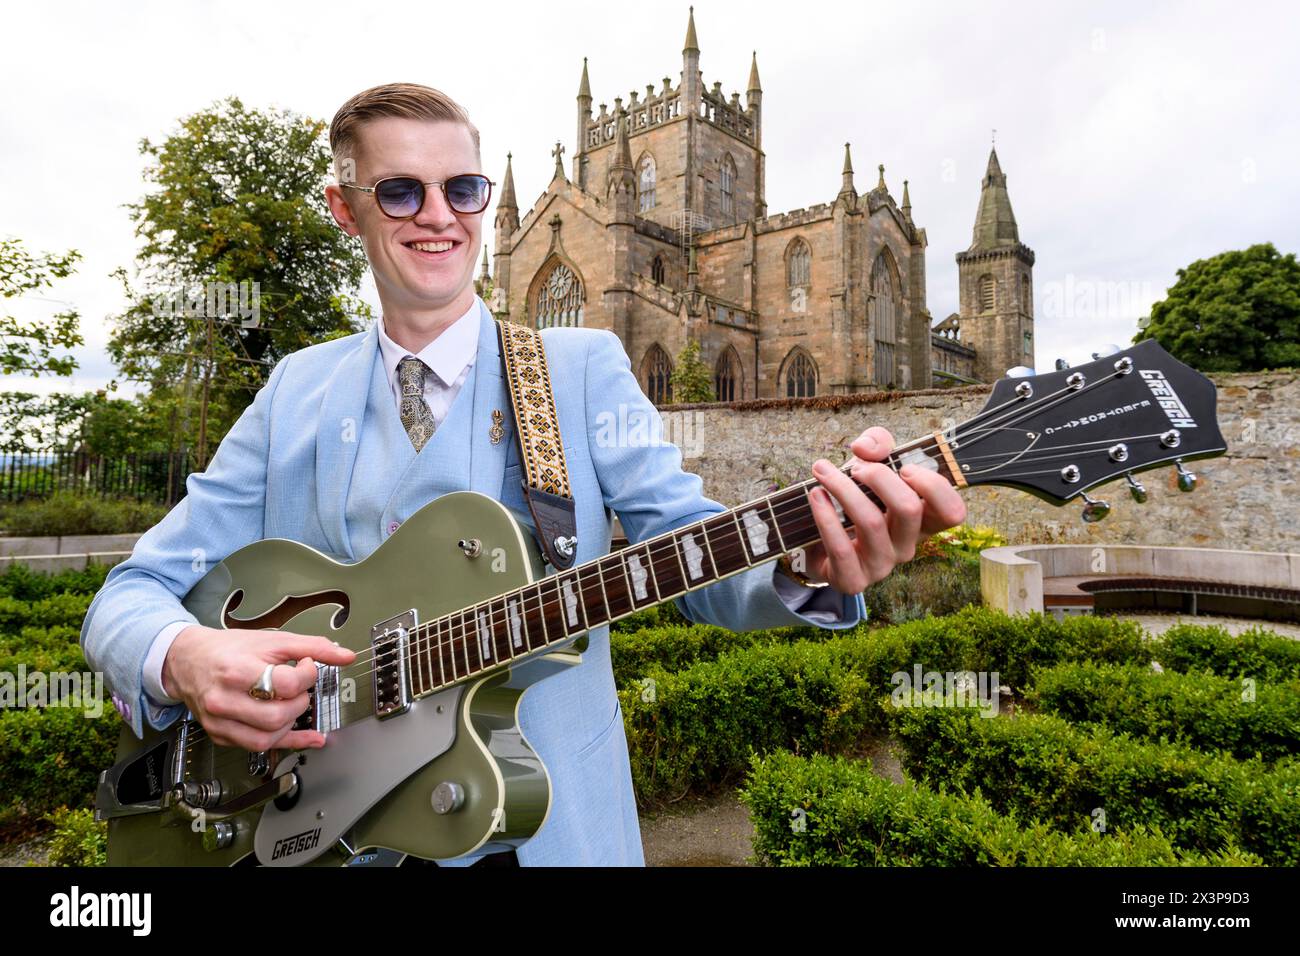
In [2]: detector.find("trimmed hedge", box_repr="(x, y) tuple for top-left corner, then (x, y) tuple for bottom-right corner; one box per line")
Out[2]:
(0, 705), (121, 835)
(611, 622), (834, 688)
(0, 492), (168, 536)
(0, 593), (93, 632)
(740, 749), (1261, 867)
(1030, 660), (1300, 763)
(620, 607), (1156, 805)
(0, 561), (111, 601)
(862, 554), (982, 625)
(888, 702), (1300, 865)
(1150, 622), (1300, 683)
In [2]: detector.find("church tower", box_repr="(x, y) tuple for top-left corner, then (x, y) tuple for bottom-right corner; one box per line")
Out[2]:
(955, 148), (1035, 381)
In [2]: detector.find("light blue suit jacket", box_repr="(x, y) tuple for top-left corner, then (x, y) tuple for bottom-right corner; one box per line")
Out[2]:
(80, 296), (866, 866)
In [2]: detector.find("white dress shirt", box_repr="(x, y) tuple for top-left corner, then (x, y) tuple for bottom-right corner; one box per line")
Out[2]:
(140, 302), (836, 708)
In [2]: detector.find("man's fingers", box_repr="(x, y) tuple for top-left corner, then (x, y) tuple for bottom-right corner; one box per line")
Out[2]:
(811, 462), (882, 590)
(852, 461), (925, 562)
(260, 631), (357, 666)
(270, 657), (319, 700)
(850, 426), (895, 463)
(207, 688), (311, 733)
(900, 464), (969, 535)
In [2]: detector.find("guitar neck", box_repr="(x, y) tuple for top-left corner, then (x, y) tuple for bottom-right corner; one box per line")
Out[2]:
(405, 431), (964, 698)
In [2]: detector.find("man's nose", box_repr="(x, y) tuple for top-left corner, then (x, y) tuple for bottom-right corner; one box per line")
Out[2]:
(414, 183), (457, 228)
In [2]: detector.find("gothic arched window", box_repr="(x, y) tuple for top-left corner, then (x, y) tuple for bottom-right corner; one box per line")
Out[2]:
(786, 238), (811, 289)
(638, 155), (656, 212)
(715, 347), (740, 402)
(870, 251), (898, 387)
(652, 255), (665, 285)
(534, 260), (584, 329)
(783, 349), (817, 398)
(641, 344), (673, 404)
(979, 274), (996, 313)
(720, 154), (737, 218)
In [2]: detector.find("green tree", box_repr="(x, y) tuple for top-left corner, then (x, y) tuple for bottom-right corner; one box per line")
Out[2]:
(0, 238), (83, 377)
(669, 338), (715, 403)
(1134, 243), (1300, 372)
(108, 96), (373, 463)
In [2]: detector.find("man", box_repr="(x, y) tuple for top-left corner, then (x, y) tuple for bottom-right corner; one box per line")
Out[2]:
(80, 82), (967, 867)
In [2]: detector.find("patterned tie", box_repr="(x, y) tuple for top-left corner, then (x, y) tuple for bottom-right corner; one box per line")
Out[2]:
(397, 356), (437, 452)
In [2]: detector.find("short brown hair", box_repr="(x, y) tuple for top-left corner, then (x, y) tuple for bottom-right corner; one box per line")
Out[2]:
(329, 82), (481, 179)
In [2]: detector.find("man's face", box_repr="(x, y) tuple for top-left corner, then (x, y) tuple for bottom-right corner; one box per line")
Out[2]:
(327, 117), (483, 317)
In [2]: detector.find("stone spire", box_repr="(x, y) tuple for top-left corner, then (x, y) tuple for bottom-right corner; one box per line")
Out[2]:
(478, 244), (490, 283)
(684, 5), (699, 52)
(901, 179), (912, 221)
(837, 142), (857, 210)
(578, 56), (591, 98)
(747, 50), (761, 93)
(606, 107), (635, 213)
(877, 163), (887, 191)
(968, 147), (1020, 250)
(498, 152), (517, 212)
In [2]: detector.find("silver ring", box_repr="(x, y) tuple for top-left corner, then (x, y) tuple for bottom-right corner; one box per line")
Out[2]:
(249, 663), (277, 701)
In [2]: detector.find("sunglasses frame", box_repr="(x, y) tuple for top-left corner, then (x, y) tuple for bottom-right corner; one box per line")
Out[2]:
(340, 173), (496, 219)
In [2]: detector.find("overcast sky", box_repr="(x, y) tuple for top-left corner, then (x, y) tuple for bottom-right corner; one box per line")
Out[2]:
(3, 0), (1297, 399)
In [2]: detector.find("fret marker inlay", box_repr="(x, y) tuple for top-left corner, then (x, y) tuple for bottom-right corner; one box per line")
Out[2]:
(507, 598), (523, 648)
(477, 610), (492, 660)
(740, 509), (770, 555)
(627, 554), (649, 600)
(680, 533), (705, 579)
(561, 579), (579, 626)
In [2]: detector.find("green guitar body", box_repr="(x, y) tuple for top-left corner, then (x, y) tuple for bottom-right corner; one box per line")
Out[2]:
(98, 492), (586, 866)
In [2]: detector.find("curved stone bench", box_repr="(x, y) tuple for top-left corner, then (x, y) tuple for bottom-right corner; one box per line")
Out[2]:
(980, 545), (1300, 618)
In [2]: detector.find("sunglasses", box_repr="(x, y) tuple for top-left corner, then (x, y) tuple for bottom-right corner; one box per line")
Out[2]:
(340, 173), (495, 219)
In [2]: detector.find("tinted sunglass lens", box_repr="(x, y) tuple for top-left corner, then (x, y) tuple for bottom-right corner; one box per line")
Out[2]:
(375, 178), (424, 217)
(446, 175), (489, 212)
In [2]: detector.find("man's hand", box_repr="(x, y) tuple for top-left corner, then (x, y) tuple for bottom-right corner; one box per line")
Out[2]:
(794, 426), (967, 593)
(161, 625), (357, 752)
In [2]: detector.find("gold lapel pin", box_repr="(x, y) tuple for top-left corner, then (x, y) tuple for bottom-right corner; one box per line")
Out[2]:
(489, 409), (505, 444)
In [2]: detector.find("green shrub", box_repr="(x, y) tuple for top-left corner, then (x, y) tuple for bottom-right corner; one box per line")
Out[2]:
(888, 703), (1300, 865)
(43, 806), (107, 867)
(863, 555), (982, 624)
(1030, 661), (1300, 763)
(0, 492), (168, 537)
(740, 749), (1260, 866)
(611, 622), (832, 687)
(0, 706), (121, 835)
(610, 602), (691, 634)
(1150, 622), (1300, 683)
(0, 561), (111, 601)
(0, 593), (93, 632)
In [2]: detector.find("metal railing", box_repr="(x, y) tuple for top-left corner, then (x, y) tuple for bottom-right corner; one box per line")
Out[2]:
(0, 450), (195, 505)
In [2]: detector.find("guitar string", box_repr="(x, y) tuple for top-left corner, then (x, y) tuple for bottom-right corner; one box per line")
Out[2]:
(181, 368), (1168, 749)
(334, 364), (1150, 680)
(327, 429), (1167, 692)
(323, 376), (1168, 690)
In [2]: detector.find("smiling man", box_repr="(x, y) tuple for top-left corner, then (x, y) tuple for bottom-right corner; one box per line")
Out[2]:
(80, 82), (966, 868)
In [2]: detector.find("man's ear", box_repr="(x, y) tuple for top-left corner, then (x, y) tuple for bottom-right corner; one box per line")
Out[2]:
(324, 184), (360, 237)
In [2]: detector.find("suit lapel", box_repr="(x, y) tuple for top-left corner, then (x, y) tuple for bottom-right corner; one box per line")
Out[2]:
(467, 298), (511, 500)
(315, 324), (380, 560)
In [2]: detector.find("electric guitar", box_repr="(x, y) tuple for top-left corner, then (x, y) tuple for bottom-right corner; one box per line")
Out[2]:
(93, 338), (1227, 865)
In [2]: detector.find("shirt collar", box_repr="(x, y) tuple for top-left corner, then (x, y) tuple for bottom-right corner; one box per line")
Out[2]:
(377, 297), (481, 387)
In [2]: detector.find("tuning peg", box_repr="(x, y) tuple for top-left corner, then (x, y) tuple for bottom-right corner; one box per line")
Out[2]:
(1125, 473), (1147, 503)
(1005, 365), (1036, 378)
(1090, 344), (1122, 360)
(1054, 358), (1070, 371)
(1080, 492), (1110, 522)
(1174, 459), (1197, 492)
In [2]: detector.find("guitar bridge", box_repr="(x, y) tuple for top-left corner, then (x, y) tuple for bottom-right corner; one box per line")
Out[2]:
(371, 609), (416, 720)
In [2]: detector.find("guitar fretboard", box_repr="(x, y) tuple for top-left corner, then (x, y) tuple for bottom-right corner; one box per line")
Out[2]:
(400, 431), (960, 698)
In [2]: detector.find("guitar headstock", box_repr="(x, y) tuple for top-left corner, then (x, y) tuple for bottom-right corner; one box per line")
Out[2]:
(948, 339), (1227, 518)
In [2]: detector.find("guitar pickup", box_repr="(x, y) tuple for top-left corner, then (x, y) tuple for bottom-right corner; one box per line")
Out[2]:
(293, 662), (342, 735)
(371, 610), (416, 720)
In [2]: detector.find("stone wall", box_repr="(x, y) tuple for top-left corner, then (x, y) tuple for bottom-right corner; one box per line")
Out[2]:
(656, 369), (1300, 553)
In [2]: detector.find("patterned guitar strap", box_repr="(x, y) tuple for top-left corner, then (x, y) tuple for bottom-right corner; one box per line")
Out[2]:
(495, 319), (579, 571)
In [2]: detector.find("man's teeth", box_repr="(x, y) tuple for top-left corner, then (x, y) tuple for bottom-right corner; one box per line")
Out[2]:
(409, 241), (455, 253)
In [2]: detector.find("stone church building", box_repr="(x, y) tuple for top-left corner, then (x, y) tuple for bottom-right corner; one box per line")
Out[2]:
(484, 8), (1035, 402)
